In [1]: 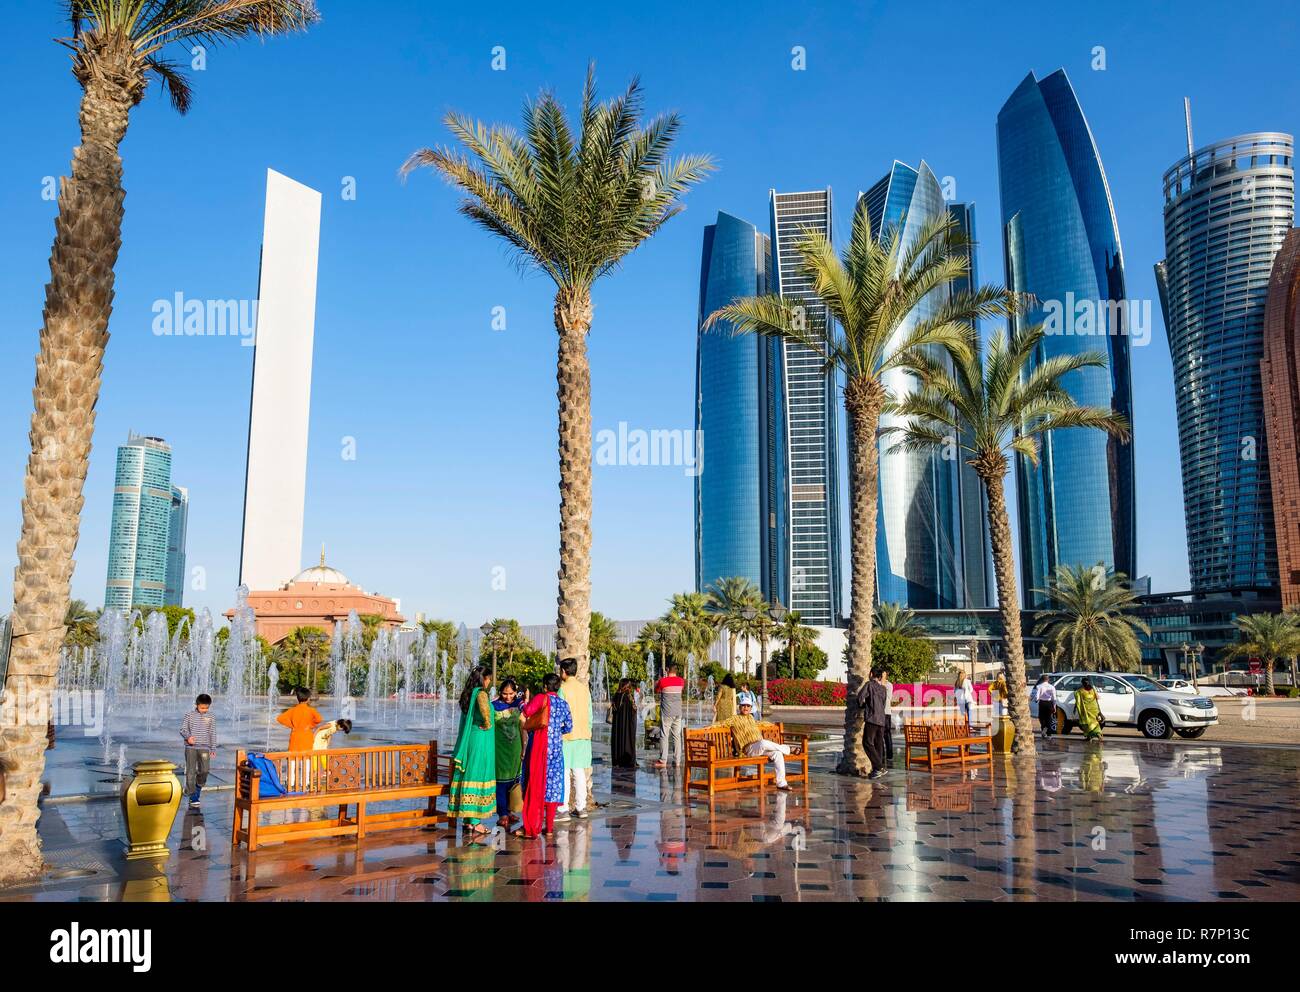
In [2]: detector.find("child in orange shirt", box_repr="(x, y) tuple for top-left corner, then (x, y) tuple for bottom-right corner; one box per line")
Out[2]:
(277, 687), (323, 752)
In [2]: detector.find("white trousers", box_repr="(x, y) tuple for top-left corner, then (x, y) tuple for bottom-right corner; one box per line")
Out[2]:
(558, 764), (588, 814)
(746, 739), (792, 787)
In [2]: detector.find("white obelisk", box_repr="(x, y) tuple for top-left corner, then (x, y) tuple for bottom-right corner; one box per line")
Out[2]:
(238, 169), (321, 591)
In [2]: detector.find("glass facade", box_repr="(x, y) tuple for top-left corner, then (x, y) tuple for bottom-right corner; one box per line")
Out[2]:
(997, 69), (1137, 608)
(165, 485), (189, 607)
(861, 163), (991, 608)
(1156, 132), (1295, 592)
(694, 212), (784, 601)
(770, 189), (842, 625)
(104, 435), (178, 610)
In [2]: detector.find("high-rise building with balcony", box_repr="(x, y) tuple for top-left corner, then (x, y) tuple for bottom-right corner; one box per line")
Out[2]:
(1157, 131), (1295, 592)
(694, 211), (785, 602)
(860, 162), (991, 608)
(997, 69), (1137, 608)
(105, 434), (175, 610)
(769, 188), (842, 625)
(1260, 228), (1300, 605)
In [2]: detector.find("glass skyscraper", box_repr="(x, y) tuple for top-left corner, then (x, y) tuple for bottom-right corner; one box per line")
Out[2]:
(770, 189), (842, 626)
(997, 69), (1137, 608)
(861, 162), (991, 608)
(104, 434), (185, 610)
(165, 485), (189, 607)
(1157, 132), (1295, 593)
(694, 212), (785, 601)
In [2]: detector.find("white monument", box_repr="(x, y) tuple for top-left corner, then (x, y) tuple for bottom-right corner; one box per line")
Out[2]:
(238, 169), (321, 591)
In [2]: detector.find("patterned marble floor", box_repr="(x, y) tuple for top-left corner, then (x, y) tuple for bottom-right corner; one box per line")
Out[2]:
(5, 736), (1300, 902)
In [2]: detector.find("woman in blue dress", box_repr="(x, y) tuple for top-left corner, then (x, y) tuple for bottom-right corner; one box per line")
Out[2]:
(520, 672), (573, 838)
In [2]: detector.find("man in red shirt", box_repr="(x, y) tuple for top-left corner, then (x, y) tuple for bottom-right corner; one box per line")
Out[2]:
(653, 660), (686, 767)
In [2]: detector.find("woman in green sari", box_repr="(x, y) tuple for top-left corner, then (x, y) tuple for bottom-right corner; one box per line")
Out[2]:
(449, 665), (498, 837)
(1075, 677), (1104, 741)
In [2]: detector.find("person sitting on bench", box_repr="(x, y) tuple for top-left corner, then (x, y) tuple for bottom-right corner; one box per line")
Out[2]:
(711, 695), (792, 790)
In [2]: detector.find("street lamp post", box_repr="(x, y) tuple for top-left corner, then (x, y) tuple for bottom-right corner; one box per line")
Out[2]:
(1192, 642), (1204, 693)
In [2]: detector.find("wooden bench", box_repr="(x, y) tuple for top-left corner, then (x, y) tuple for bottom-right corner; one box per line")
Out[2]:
(902, 720), (992, 771)
(685, 722), (811, 797)
(231, 741), (452, 852)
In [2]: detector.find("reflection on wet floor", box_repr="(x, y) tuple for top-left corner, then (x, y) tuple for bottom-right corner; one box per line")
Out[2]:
(7, 737), (1300, 902)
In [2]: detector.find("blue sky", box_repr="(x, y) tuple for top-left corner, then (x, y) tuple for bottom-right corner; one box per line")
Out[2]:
(1, 0), (1297, 626)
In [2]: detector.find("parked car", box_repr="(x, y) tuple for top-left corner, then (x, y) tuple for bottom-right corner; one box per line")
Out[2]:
(1049, 671), (1218, 739)
(1158, 678), (1198, 694)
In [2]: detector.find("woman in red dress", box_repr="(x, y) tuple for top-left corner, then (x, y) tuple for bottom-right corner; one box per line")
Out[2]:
(519, 684), (551, 838)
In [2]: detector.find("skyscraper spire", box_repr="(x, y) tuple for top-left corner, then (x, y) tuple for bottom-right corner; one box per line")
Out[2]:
(1184, 97), (1194, 157)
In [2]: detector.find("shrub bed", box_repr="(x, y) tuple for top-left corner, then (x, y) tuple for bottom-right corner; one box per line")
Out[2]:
(768, 679), (847, 707)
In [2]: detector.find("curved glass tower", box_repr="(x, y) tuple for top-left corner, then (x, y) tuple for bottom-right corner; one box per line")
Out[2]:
(997, 69), (1136, 608)
(862, 162), (991, 608)
(694, 212), (785, 601)
(1157, 132), (1294, 592)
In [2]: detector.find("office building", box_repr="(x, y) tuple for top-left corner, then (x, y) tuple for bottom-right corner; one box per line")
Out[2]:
(1156, 129), (1294, 592)
(769, 188), (842, 625)
(997, 69), (1136, 607)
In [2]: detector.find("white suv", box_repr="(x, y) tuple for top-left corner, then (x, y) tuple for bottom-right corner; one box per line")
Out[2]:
(1049, 672), (1218, 740)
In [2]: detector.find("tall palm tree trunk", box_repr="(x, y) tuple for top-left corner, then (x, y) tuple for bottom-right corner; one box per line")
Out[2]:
(727, 631), (736, 672)
(838, 377), (883, 776)
(554, 287), (593, 680)
(1264, 656), (1276, 697)
(0, 64), (139, 887)
(977, 460), (1036, 756)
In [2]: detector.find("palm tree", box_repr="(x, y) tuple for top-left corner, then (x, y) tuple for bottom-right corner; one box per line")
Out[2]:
(480, 618), (532, 682)
(1223, 613), (1300, 697)
(704, 576), (763, 672)
(774, 610), (817, 679)
(873, 602), (925, 637)
(278, 625), (330, 692)
(0, 0), (318, 890)
(1032, 565), (1149, 672)
(660, 592), (718, 670)
(62, 599), (100, 650)
(403, 68), (712, 679)
(887, 321), (1131, 753)
(636, 619), (673, 680)
(707, 206), (1008, 775)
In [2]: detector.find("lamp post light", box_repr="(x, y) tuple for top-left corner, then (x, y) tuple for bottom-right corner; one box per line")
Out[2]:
(1192, 642), (1204, 693)
(767, 604), (787, 706)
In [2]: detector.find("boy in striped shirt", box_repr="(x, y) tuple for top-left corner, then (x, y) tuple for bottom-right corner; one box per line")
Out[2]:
(179, 694), (216, 808)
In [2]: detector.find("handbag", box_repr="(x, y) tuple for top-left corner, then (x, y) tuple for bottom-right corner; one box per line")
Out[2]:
(523, 694), (549, 733)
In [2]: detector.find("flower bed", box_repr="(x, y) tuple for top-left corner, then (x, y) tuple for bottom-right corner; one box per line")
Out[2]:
(768, 679), (848, 707)
(769, 679), (994, 708)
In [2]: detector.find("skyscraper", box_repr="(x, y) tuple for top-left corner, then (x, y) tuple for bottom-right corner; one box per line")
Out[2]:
(860, 162), (991, 608)
(948, 201), (995, 608)
(1262, 228), (1300, 606)
(770, 189), (842, 625)
(694, 212), (785, 601)
(165, 485), (189, 607)
(105, 434), (174, 610)
(239, 169), (321, 590)
(997, 69), (1136, 608)
(1157, 131), (1295, 593)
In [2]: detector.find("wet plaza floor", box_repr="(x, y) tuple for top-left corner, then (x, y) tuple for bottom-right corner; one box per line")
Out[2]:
(5, 735), (1300, 902)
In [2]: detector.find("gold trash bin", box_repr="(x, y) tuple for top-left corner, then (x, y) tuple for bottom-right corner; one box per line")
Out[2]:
(121, 760), (182, 861)
(991, 715), (1016, 754)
